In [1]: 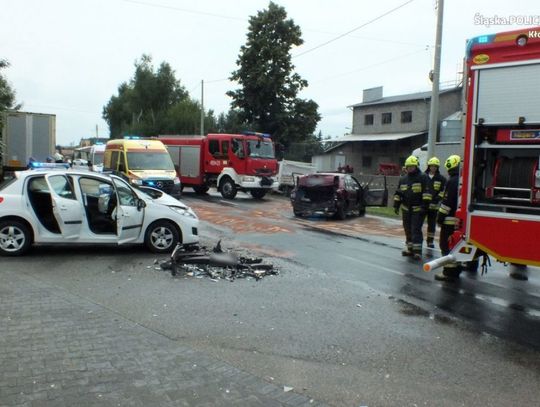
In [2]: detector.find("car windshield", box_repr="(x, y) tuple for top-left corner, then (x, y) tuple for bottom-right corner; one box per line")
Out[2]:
(246, 140), (274, 159)
(127, 152), (175, 171)
(135, 186), (163, 199)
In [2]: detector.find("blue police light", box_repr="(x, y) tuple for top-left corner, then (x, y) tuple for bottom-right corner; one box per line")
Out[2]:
(29, 162), (70, 169)
(123, 135), (142, 140)
(242, 131), (271, 138)
(477, 35), (490, 44)
(465, 34), (495, 58)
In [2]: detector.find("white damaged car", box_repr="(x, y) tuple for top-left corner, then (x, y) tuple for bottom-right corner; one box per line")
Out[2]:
(0, 168), (199, 256)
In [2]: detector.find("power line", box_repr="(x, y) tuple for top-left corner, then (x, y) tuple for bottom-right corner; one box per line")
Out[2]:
(120, 0), (245, 22)
(293, 0), (415, 58)
(121, 0), (424, 50)
(187, 82), (200, 94)
(205, 77), (230, 84)
(305, 31), (430, 48)
(310, 48), (428, 85)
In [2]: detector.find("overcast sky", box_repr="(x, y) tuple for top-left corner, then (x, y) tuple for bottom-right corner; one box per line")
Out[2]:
(2, 0), (539, 146)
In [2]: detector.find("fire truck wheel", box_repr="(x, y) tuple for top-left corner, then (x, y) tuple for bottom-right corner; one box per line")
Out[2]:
(250, 189), (267, 199)
(220, 178), (237, 199)
(193, 185), (209, 195)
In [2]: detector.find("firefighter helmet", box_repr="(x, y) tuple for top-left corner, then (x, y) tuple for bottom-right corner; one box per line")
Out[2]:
(427, 157), (440, 166)
(404, 155), (419, 167)
(445, 155), (461, 170)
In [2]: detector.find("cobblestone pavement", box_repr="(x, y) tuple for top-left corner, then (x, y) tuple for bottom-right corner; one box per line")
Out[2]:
(0, 270), (326, 407)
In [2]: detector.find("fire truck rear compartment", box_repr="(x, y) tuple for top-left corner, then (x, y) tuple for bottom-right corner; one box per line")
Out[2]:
(472, 127), (540, 213)
(487, 156), (539, 202)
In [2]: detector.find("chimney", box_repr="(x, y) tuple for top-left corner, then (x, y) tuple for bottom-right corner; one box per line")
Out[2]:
(363, 86), (383, 103)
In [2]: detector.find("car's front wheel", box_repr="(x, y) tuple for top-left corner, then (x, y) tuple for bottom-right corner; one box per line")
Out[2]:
(144, 221), (179, 253)
(0, 220), (32, 256)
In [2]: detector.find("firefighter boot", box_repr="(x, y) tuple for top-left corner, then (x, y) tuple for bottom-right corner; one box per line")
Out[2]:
(426, 239), (435, 249)
(402, 243), (413, 257)
(435, 272), (458, 282)
(434, 265), (461, 282)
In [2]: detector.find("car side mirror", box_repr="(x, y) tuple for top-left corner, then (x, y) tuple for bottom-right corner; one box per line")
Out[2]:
(137, 199), (146, 211)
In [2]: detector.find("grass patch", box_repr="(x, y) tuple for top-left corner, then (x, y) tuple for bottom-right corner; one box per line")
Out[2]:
(366, 206), (400, 218)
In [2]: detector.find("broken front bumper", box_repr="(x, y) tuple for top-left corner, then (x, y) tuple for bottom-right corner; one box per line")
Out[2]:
(292, 199), (338, 216)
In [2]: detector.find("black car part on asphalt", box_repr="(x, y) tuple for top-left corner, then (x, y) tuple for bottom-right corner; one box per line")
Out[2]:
(160, 240), (277, 281)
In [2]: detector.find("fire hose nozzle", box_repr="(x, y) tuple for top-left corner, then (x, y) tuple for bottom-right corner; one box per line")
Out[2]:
(423, 255), (456, 272)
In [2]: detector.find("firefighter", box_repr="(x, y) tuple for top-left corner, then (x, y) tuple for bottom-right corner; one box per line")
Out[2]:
(424, 157), (447, 248)
(393, 155), (431, 260)
(435, 154), (461, 282)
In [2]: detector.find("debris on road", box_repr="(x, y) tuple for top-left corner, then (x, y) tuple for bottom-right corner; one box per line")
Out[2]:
(160, 240), (278, 281)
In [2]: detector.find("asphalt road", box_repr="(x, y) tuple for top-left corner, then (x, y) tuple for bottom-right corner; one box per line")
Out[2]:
(2, 190), (540, 406)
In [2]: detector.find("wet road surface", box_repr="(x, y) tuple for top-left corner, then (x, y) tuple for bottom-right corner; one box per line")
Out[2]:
(184, 190), (540, 349)
(2, 189), (539, 406)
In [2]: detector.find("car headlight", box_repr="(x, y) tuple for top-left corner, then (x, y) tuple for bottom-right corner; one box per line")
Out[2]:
(169, 206), (198, 219)
(174, 177), (181, 185)
(242, 176), (255, 182)
(131, 179), (143, 186)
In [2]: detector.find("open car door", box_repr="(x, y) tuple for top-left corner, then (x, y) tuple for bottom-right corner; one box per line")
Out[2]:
(112, 178), (144, 244)
(356, 175), (389, 207)
(45, 174), (84, 239)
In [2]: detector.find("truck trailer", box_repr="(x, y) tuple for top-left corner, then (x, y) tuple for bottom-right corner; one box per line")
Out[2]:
(1, 111), (56, 180)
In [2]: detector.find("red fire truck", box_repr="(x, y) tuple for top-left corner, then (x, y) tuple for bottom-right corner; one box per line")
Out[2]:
(158, 133), (279, 199)
(425, 26), (540, 272)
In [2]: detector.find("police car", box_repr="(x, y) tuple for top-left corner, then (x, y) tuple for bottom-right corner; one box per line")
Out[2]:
(0, 164), (199, 256)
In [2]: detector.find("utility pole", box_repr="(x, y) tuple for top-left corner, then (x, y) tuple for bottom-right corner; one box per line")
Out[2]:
(200, 80), (204, 136)
(427, 0), (444, 160)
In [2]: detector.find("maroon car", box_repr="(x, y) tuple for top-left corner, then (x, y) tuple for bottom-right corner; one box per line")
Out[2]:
(290, 173), (387, 220)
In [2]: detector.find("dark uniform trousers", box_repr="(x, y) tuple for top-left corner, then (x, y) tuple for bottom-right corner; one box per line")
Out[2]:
(402, 207), (424, 255)
(439, 218), (461, 277)
(426, 209), (438, 245)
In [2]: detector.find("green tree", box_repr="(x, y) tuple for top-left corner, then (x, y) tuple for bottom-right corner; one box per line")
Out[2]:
(227, 2), (320, 147)
(0, 59), (21, 127)
(215, 110), (247, 133)
(103, 55), (210, 138)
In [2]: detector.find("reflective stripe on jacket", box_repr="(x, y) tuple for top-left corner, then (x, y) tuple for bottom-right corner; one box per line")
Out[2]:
(393, 168), (431, 211)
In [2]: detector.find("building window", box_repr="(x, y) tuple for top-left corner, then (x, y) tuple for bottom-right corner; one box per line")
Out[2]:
(401, 111), (412, 123)
(364, 114), (374, 125)
(382, 112), (392, 124)
(362, 156), (372, 168)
